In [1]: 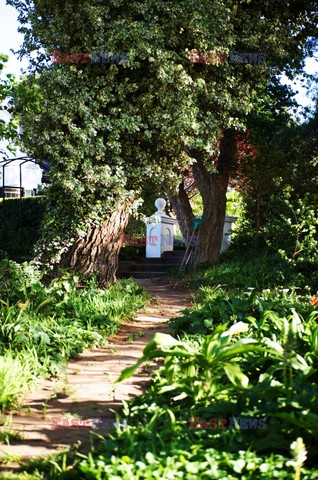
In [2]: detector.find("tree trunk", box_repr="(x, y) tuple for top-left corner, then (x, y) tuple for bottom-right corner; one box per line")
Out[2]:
(166, 180), (194, 240)
(59, 198), (134, 286)
(191, 129), (237, 267)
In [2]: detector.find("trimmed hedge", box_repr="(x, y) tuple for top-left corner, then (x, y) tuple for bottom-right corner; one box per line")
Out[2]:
(0, 196), (44, 259)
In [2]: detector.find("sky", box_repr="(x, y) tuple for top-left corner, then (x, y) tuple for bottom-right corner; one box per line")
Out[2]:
(0, 0), (28, 76)
(0, 0), (318, 108)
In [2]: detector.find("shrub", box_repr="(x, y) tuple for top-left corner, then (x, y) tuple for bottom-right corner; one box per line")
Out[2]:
(0, 197), (44, 260)
(0, 259), (43, 303)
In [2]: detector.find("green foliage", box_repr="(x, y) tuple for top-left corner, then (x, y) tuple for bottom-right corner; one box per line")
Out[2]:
(10, 246), (318, 479)
(232, 192), (318, 291)
(0, 54), (19, 151)
(8, 0), (316, 269)
(20, 308), (318, 479)
(0, 349), (46, 411)
(173, 243), (317, 339)
(190, 193), (203, 217)
(0, 259), (42, 303)
(34, 446), (317, 479)
(190, 241), (318, 291)
(226, 189), (245, 218)
(0, 197), (44, 260)
(190, 247), (288, 289)
(0, 471), (43, 479)
(232, 96), (318, 259)
(0, 260), (147, 411)
(1, 53), (42, 154)
(263, 193), (318, 289)
(172, 286), (314, 336)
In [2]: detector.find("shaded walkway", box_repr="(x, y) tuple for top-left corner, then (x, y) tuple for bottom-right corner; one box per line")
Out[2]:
(0, 278), (192, 468)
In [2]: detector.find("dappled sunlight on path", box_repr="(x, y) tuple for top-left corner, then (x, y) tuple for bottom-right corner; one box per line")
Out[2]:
(0, 278), (192, 469)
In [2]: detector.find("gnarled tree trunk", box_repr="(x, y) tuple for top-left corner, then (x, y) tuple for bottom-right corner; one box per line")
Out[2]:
(59, 197), (134, 285)
(165, 180), (194, 240)
(192, 129), (237, 267)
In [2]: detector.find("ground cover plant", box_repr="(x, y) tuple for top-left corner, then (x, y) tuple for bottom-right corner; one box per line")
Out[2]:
(4, 249), (318, 480)
(0, 259), (148, 412)
(171, 286), (315, 336)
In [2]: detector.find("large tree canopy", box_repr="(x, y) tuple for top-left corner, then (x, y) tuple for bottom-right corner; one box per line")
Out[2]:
(9, 0), (318, 281)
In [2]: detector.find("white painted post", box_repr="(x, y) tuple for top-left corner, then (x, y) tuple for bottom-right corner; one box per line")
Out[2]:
(145, 198), (178, 258)
(221, 215), (237, 252)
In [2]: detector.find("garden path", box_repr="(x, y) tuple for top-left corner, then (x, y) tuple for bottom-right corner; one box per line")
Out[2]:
(0, 278), (192, 470)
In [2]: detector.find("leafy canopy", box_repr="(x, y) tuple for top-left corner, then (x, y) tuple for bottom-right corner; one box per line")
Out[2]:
(8, 0), (318, 266)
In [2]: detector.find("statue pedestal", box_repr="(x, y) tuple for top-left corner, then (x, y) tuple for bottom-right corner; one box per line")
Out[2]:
(221, 215), (238, 252)
(144, 199), (237, 258)
(145, 198), (178, 258)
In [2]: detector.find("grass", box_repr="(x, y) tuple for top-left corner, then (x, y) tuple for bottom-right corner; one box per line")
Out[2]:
(125, 331), (145, 343)
(0, 260), (148, 414)
(183, 244), (315, 292)
(0, 351), (45, 412)
(0, 414), (22, 445)
(0, 452), (22, 465)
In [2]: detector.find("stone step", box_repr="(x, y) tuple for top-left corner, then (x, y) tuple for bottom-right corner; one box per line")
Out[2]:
(139, 257), (183, 265)
(162, 250), (185, 258)
(118, 250), (185, 278)
(132, 263), (177, 272)
(129, 271), (169, 279)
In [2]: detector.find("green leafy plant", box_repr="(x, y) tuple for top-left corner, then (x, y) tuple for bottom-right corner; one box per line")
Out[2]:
(0, 261), (148, 412)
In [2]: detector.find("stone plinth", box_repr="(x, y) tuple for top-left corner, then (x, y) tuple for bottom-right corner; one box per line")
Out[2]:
(145, 198), (178, 258)
(221, 215), (237, 252)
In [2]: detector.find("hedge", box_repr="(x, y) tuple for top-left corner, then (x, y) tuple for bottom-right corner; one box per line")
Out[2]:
(0, 196), (44, 259)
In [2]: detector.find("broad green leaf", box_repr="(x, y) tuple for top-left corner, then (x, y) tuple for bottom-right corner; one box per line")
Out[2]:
(223, 363), (249, 388)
